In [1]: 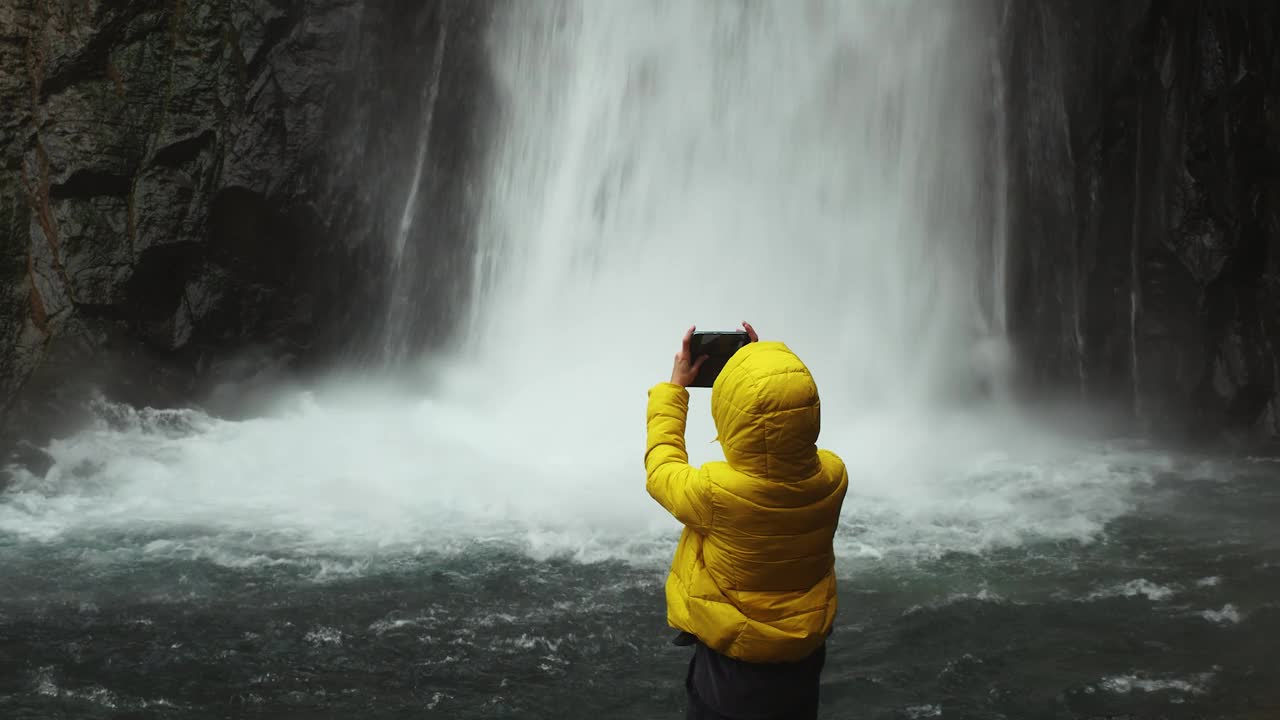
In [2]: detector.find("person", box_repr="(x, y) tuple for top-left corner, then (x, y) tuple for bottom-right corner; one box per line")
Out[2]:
(645, 322), (849, 720)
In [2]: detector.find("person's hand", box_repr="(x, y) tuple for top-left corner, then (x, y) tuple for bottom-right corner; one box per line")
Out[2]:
(671, 326), (710, 387)
(741, 321), (759, 343)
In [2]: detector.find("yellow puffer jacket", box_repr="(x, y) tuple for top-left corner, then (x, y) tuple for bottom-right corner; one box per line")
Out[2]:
(645, 341), (848, 663)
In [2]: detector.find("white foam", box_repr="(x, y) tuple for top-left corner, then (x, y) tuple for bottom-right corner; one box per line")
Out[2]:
(304, 627), (344, 646)
(369, 618), (428, 635)
(1200, 604), (1242, 624)
(0, 392), (1170, 569)
(903, 588), (1009, 616)
(31, 666), (178, 710)
(1098, 672), (1213, 695)
(499, 634), (566, 653)
(1085, 579), (1178, 602)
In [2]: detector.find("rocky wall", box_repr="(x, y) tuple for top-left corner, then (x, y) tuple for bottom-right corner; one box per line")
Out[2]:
(0, 0), (494, 466)
(1003, 0), (1280, 445)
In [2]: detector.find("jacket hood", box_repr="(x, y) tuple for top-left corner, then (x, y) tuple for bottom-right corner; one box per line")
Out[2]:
(711, 341), (822, 479)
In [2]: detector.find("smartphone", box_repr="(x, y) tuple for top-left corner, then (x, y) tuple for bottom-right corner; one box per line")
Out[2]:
(688, 331), (750, 388)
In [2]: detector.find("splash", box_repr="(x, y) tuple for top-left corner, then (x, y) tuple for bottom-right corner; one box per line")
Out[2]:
(0, 2), (1165, 572)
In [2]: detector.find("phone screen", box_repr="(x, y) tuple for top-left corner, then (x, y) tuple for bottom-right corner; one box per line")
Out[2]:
(689, 331), (750, 387)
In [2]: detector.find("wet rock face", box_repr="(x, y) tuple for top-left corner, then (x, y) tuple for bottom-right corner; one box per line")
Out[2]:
(1003, 0), (1280, 444)
(0, 0), (493, 455)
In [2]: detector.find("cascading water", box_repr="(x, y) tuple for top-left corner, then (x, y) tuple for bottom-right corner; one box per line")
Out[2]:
(0, 0), (1160, 566)
(434, 0), (1066, 551)
(381, 12), (451, 363)
(464, 0), (1004, 410)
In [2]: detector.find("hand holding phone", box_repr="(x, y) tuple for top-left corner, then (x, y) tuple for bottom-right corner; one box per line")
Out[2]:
(670, 322), (759, 388)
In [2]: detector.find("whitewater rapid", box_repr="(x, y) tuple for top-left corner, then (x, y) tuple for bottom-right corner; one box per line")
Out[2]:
(0, 380), (1171, 572)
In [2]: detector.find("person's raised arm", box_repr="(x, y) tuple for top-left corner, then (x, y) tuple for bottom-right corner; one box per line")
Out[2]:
(645, 324), (759, 531)
(645, 326), (713, 531)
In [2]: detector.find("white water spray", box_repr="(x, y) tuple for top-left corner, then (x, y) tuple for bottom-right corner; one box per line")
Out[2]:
(0, 2), (1169, 571)
(465, 0), (1002, 409)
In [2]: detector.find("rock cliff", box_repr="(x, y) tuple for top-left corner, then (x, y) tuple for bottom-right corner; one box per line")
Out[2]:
(0, 0), (492, 461)
(1003, 0), (1280, 444)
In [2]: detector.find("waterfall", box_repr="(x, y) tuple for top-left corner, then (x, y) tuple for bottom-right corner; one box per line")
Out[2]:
(383, 10), (451, 363)
(989, 31), (1011, 339)
(461, 0), (1006, 412)
(392, 20), (449, 265)
(8, 1), (1117, 570)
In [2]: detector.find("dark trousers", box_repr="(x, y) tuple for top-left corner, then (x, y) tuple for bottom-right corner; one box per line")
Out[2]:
(680, 635), (824, 720)
(686, 687), (820, 720)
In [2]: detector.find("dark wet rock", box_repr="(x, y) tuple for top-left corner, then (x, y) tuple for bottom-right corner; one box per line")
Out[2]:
(1003, 0), (1280, 445)
(0, 0), (496, 468)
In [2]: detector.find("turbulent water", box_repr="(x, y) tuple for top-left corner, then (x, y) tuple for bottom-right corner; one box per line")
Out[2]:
(2, 1), (1279, 718)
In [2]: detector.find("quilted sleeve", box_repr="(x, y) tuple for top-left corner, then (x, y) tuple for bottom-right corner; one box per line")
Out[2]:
(644, 382), (713, 533)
